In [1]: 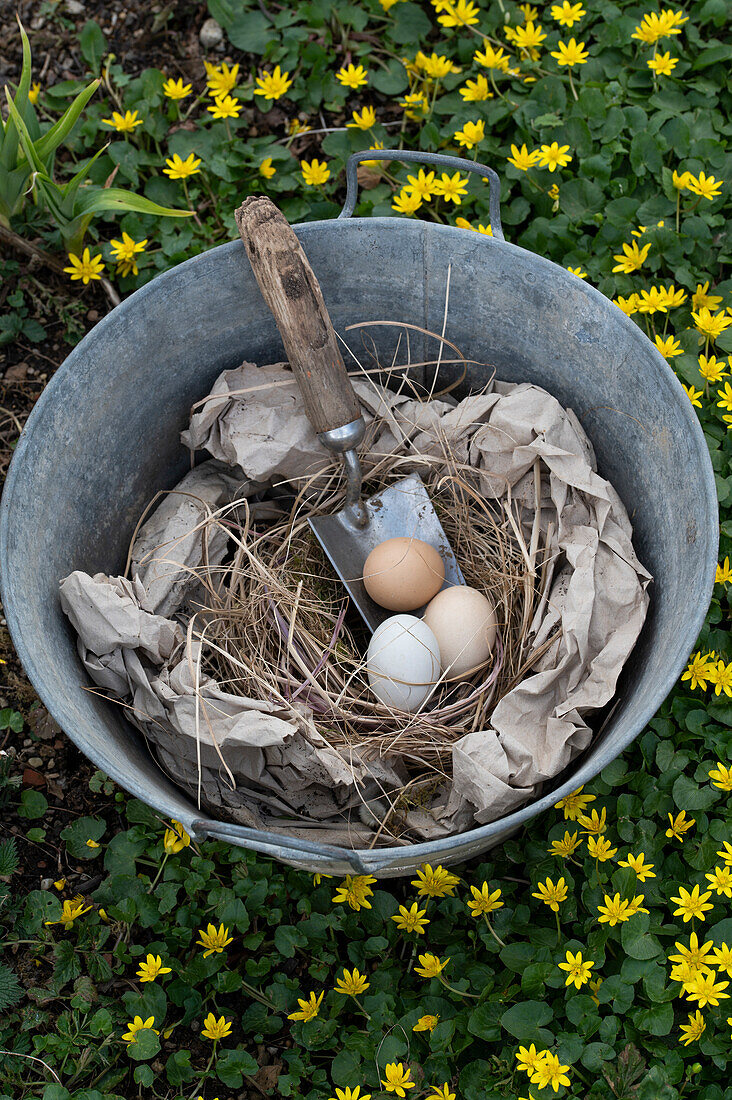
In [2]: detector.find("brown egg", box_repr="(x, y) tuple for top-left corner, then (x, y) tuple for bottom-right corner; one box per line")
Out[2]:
(422, 585), (497, 680)
(362, 537), (445, 612)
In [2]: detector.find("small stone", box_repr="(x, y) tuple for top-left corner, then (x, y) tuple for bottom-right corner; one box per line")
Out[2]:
(4, 362), (29, 382)
(28, 757), (43, 767)
(199, 17), (223, 48)
(65, 0), (85, 13)
(40, 877), (55, 890)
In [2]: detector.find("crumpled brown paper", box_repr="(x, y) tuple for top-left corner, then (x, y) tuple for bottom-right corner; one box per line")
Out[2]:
(60, 361), (650, 843)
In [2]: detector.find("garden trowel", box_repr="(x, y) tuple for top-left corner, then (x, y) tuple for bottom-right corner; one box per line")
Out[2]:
(235, 195), (463, 632)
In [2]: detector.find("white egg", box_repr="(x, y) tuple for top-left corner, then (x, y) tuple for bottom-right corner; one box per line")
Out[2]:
(366, 614), (441, 713)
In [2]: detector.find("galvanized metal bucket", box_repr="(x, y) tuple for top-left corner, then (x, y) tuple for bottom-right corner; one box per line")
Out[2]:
(0, 152), (718, 877)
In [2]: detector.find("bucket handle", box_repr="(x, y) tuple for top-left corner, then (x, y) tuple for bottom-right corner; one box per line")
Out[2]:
(338, 149), (504, 240)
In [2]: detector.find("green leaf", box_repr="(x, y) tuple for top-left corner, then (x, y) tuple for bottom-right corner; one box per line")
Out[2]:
(389, 2), (432, 44)
(621, 914), (662, 960)
(561, 177), (605, 223)
(672, 773), (718, 811)
(500, 1000), (553, 1043)
(372, 58), (409, 96)
(165, 1049), (195, 1087)
(274, 924), (307, 957)
(17, 789), (48, 819)
(691, 44), (732, 70)
(126, 1027), (161, 1062)
(61, 815), (106, 859)
(216, 1048), (259, 1087)
(35, 80), (101, 162)
(226, 11), (272, 53)
(632, 1000), (674, 1036)
(79, 20), (107, 75)
(73, 186), (194, 219)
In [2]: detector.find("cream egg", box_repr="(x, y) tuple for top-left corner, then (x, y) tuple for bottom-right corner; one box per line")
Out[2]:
(366, 614), (441, 712)
(362, 536), (445, 612)
(422, 586), (497, 680)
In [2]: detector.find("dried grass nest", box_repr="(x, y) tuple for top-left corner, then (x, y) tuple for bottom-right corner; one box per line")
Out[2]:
(175, 361), (552, 805)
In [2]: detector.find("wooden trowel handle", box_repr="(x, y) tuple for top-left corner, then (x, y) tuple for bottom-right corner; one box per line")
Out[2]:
(235, 195), (362, 438)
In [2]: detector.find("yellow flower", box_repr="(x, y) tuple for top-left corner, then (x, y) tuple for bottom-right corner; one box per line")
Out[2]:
(548, 830), (582, 857)
(85, 838), (100, 849)
(437, 0), (480, 26)
(578, 807), (607, 835)
(329, 1089), (370, 1100)
(550, 1), (586, 27)
(614, 295), (639, 315)
(699, 355), (728, 383)
(312, 873), (333, 886)
(508, 143), (542, 171)
(109, 231), (147, 277)
(467, 882), (503, 916)
(666, 810), (695, 841)
(558, 949), (594, 989)
(163, 153), (202, 180)
(334, 968), (370, 996)
(347, 106), (376, 130)
(513, 21), (547, 51)
(332, 874), (377, 911)
(301, 159), (331, 187)
(415, 952), (450, 978)
(459, 74), (493, 101)
(337, 63), (368, 90)
(706, 865), (732, 897)
(208, 94), (241, 119)
(392, 902), (429, 934)
(668, 931), (715, 976)
(201, 1012), (232, 1040)
(163, 77), (192, 99)
(432, 171), (469, 204)
(587, 834), (617, 862)
(136, 953), (172, 983)
(532, 876), (568, 912)
(684, 971), (730, 1007)
(693, 281), (724, 311)
(688, 171), (723, 201)
(709, 659), (732, 696)
(681, 651), (714, 689)
(416, 52), (461, 78)
(530, 1052), (571, 1092)
(53, 879), (66, 891)
(63, 248), (106, 285)
(551, 37), (589, 66)
(44, 899), (92, 929)
(474, 42), (511, 72)
(411, 863), (460, 898)
(693, 307), (732, 341)
(711, 942), (732, 975)
(516, 1043), (545, 1075)
(655, 335), (683, 359)
(632, 10), (687, 45)
(258, 156), (277, 179)
(718, 382), (732, 413)
(589, 977), (602, 1005)
(122, 1015), (158, 1043)
(196, 922), (233, 957)
(381, 1063), (415, 1096)
(413, 1013), (440, 1032)
(612, 241), (651, 274)
(518, 3), (538, 20)
(648, 51), (678, 76)
(28, 82), (41, 104)
(597, 893), (632, 925)
(102, 109), (143, 132)
(625, 894), (649, 917)
(555, 786), (595, 820)
(454, 120), (485, 149)
(567, 266), (588, 279)
(679, 1009), (706, 1046)
(392, 189), (422, 215)
(718, 841), (732, 866)
(424, 1086), (454, 1100)
(537, 142), (572, 172)
(618, 852), (656, 881)
(455, 216), (492, 234)
(671, 884), (715, 923)
(99, 908), (109, 923)
(673, 168), (692, 190)
(710, 761), (732, 789)
(206, 61), (240, 97)
(254, 65), (293, 102)
(288, 117), (312, 135)
(288, 990), (324, 1022)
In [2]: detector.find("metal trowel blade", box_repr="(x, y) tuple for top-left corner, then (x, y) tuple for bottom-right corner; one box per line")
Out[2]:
(309, 472), (465, 633)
